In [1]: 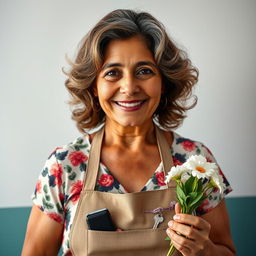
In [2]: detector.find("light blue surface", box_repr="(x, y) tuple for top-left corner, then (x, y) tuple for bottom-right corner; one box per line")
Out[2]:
(0, 197), (255, 255)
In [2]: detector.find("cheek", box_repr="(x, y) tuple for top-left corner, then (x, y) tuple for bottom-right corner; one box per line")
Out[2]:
(148, 82), (162, 99)
(97, 84), (115, 104)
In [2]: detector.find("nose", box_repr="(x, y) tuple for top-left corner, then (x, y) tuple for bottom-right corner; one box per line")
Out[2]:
(119, 73), (139, 96)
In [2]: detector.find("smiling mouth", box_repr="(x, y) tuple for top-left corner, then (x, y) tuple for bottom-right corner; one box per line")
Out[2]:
(114, 100), (146, 111)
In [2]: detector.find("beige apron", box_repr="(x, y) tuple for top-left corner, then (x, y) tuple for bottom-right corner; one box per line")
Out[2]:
(70, 126), (180, 256)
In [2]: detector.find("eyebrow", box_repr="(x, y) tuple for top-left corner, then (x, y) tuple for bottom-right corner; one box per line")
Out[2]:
(101, 61), (157, 71)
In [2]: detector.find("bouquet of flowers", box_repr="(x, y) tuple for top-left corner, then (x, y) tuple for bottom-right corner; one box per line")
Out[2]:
(165, 155), (225, 256)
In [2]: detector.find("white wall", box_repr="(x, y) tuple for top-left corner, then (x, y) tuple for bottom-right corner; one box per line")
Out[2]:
(1, 0), (255, 207)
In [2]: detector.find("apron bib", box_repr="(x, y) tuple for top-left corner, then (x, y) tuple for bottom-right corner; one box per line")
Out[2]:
(70, 126), (180, 256)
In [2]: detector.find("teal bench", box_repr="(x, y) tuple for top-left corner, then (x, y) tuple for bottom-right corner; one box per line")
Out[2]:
(0, 197), (254, 255)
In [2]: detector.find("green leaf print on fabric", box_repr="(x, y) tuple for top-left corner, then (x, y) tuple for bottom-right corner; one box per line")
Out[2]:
(68, 172), (76, 180)
(56, 203), (64, 214)
(45, 195), (51, 201)
(64, 165), (72, 173)
(43, 198), (54, 209)
(43, 184), (48, 194)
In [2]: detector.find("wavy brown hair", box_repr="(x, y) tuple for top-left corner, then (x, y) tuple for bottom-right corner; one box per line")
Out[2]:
(64, 9), (198, 133)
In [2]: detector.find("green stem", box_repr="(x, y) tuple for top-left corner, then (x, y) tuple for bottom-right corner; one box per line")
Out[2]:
(166, 242), (176, 256)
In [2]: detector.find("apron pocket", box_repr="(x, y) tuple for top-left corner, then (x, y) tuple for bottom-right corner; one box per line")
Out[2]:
(87, 228), (170, 256)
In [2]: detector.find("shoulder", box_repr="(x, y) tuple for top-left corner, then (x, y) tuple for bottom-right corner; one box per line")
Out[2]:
(48, 134), (91, 164)
(40, 134), (92, 186)
(171, 131), (216, 164)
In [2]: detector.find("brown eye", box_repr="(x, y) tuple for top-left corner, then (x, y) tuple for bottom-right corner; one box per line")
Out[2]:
(104, 69), (121, 81)
(105, 70), (118, 76)
(136, 68), (154, 76)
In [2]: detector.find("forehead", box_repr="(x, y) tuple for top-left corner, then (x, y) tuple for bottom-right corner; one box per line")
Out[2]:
(103, 36), (155, 64)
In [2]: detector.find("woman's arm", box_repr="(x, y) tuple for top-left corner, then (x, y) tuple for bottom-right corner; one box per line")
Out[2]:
(166, 200), (236, 256)
(22, 205), (63, 256)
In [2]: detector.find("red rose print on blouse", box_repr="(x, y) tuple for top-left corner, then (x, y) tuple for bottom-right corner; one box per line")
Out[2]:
(181, 140), (196, 152)
(173, 157), (183, 166)
(47, 212), (63, 223)
(36, 180), (42, 193)
(98, 174), (114, 187)
(155, 171), (166, 186)
(206, 156), (213, 163)
(59, 193), (64, 203)
(70, 180), (83, 203)
(68, 151), (88, 166)
(50, 163), (63, 186)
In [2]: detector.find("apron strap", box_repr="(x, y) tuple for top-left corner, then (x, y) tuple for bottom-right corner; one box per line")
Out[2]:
(83, 125), (175, 191)
(155, 126), (175, 188)
(82, 127), (104, 191)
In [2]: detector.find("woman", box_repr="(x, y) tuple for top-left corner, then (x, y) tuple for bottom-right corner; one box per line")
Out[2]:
(22, 9), (236, 256)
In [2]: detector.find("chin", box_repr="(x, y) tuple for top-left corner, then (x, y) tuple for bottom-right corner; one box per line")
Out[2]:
(116, 118), (149, 128)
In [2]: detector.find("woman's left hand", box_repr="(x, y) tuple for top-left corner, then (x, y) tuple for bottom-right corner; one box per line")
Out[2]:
(166, 203), (212, 256)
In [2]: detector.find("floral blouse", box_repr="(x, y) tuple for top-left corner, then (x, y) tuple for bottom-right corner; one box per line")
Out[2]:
(32, 131), (232, 255)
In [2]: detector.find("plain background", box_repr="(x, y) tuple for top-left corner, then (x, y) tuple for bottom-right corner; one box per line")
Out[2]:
(1, 0), (256, 207)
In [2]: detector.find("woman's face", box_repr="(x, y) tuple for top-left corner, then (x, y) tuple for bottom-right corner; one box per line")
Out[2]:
(95, 36), (162, 128)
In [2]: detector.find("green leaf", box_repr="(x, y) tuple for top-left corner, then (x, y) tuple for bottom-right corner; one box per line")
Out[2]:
(176, 184), (187, 208)
(189, 195), (207, 213)
(45, 195), (51, 201)
(77, 138), (83, 144)
(192, 177), (199, 191)
(78, 144), (88, 149)
(197, 179), (203, 193)
(68, 172), (76, 180)
(165, 236), (171, 241)
(176, 184), (186, 202)
(64, 165), (72, 173)
(184, 176), (195, 194)
(56, 203), (64, 214)
(187, 191), (198, 204)
(43, 198), (53, 209)
(189, 193), (204, 208)
(74, 145), (80, 151)
(43, 184), (48, 194)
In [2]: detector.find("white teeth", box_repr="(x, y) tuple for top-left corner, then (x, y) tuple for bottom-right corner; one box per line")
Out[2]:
(116, 101), (143, 107)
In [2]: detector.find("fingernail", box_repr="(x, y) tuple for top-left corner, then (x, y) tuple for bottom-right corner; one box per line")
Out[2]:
(168, 220), (173, 227)
(173, 215), (180, 220)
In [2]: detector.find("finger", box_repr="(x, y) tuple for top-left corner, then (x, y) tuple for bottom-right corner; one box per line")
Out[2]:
(167, 228), (204, 255)
(173, 214), (211, 231)
(175, 202), (181, 214)
(171, 240), (190, 256)
(167, 229), (192, 256)
(168, 220), (200, 241)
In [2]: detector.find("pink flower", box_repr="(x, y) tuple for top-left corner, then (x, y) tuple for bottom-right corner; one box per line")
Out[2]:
(36, 180), (42, 193)
(68, 151), (88, 166)
(98, 174), (114, 187)
(181, 140), (195, 152)
(47, 213), (63, 223)
(70, 180), (83, 203)
(155, 171), (166, 186)
(50, 163), (63, 186)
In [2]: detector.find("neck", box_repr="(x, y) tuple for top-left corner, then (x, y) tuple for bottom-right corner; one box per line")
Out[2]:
(104, 119), (156, 149)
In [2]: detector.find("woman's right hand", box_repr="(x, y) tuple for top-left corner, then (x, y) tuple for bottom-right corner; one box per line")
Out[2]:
(22, 205), (63, 256)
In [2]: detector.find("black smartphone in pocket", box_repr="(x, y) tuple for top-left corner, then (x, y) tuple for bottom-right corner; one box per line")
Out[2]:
(86, 208), (116, 231)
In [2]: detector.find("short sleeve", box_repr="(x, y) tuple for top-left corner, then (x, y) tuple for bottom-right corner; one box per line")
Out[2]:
(32, 148), (65, 223)
(195, 144), (232, 216)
